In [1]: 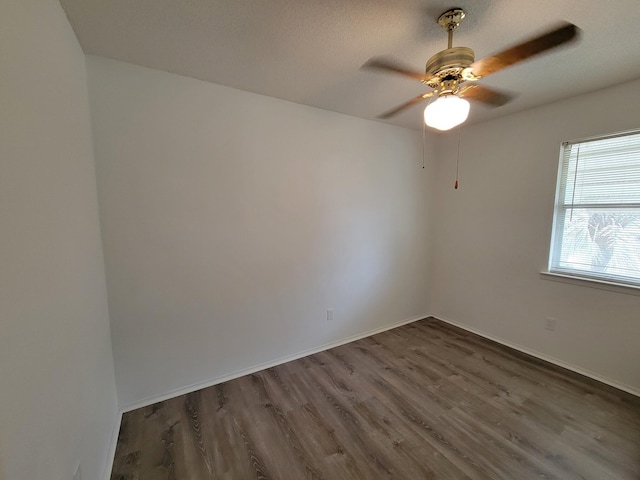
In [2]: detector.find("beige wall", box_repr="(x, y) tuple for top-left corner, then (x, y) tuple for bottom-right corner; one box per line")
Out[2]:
(0, 1), (118, 480)
(86, 56), (436, 408)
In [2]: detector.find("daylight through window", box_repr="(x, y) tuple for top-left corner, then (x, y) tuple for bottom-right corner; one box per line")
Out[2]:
(549, 130), (640, 287)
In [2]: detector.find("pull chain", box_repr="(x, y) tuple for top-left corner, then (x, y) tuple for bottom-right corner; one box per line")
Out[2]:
(422, 121), (426, 169)
(421, 94), (435, 170)
(455, 124), (462, 189)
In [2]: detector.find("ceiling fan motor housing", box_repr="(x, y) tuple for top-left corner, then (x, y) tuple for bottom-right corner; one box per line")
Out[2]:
(424, 47), (476, 87)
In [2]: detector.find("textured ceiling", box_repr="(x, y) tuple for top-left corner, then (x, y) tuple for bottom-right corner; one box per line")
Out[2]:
(59, 0), (640, 130)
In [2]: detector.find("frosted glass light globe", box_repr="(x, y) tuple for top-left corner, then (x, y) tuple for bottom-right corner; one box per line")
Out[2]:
(424, 95), (470, 131)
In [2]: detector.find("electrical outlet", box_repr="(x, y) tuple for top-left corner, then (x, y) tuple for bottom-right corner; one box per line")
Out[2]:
(545, 317), (556, 331)
(326, 309), (334, 321)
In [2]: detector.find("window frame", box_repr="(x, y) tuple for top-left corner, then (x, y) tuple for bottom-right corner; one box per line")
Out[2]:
(547, 128), (640, 290)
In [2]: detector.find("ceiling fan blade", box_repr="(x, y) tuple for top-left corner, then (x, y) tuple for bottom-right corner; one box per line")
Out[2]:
(363, 57), (433, 83)
(378, 92), (435, 119)
(459, 84), (514, 107)
(469, 22), (580, 78)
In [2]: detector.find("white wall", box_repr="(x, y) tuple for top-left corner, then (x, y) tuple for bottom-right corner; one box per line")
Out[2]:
(86, 56), (435, 408)
(0, 2), (118, 480)
(431, 78), (640, 394)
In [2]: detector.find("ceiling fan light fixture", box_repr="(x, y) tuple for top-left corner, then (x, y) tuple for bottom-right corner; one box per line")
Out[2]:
(424, 94), (470, 131)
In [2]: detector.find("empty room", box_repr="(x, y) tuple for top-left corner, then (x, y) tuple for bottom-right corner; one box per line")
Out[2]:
(2, 0), (640, 479)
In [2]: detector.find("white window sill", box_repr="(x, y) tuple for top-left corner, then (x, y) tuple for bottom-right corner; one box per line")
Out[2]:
(540, 271), (640, 296)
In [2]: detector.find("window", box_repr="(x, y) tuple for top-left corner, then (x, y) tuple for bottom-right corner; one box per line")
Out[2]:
(549, 129), (640, 287)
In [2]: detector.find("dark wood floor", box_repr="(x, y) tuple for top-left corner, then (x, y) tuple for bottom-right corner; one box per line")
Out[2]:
(111, 318), (640, 479)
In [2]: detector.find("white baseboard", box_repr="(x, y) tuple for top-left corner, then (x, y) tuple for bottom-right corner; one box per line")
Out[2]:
(120, 313), (430, 413)
(102, 409), (122, 480)
(433, 314), (640, 398)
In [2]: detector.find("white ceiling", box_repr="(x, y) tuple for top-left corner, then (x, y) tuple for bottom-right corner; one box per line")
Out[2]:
(59, 0), (640, 130)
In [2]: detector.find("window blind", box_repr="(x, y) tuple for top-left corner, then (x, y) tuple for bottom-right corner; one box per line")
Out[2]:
(549, 130), (640, 286)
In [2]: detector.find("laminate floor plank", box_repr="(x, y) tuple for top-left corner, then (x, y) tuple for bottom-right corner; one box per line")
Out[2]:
(322, 339), (540, 479)
(111, 318), (640, 479)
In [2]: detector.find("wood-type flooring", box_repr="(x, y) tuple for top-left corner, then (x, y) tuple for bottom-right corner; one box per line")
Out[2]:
(111, 317), (640, 479)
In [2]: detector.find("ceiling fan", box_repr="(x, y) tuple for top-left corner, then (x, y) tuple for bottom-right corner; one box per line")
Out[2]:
(364, 8), (580, 130)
